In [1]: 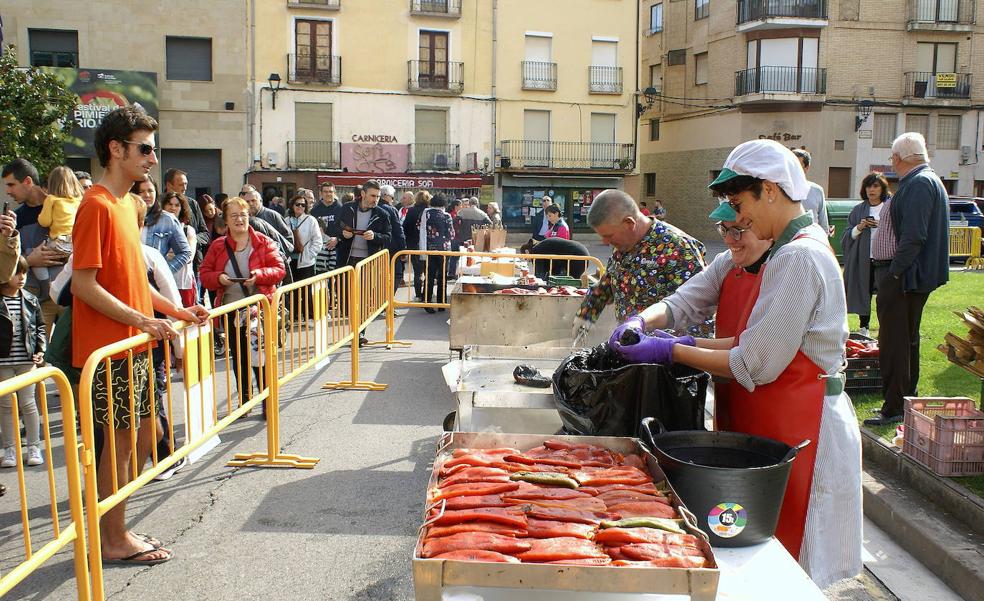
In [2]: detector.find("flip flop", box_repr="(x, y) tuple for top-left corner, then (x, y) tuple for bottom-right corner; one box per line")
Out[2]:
(103, 546), (173, 566)
(133, 533), (163, 549)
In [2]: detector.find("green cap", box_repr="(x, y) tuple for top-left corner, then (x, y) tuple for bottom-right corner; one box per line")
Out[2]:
(708, 200), (737, 222)
(708, 167), (740, 190)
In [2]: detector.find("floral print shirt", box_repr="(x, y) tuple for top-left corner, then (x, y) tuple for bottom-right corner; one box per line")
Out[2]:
(577, 220), (706, 324)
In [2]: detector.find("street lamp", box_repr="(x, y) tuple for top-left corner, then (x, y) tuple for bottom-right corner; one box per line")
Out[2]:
(855, 99), (874, 132)
(268, 73), (282, 110)
(636, 86), (659, 118)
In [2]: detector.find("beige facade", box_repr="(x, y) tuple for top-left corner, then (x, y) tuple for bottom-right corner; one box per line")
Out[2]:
(2, 0), (249, 197)
(636, 0), (984, 242)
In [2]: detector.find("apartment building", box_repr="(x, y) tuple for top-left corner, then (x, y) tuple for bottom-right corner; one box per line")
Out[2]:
(635, 0), (984, 241)
(1, 0), (249, 197)
(248, 0), (494, 201)
(493, 0), (638, 231)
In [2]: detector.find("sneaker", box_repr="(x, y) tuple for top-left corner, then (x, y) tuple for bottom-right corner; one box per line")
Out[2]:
(26, 445), (43, 466)
(1, 447), (16, 468)
(153, 457), (187, 482)
(857, 327), (870, 337)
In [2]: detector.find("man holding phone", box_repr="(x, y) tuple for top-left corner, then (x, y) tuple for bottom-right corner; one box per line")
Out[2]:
(336, 180), (391, 267)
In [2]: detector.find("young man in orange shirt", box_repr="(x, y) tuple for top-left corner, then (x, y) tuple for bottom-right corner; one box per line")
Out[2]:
(72, 105), (209, 565)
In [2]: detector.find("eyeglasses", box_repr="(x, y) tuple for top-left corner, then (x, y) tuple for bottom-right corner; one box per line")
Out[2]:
(228, 213), (249, 221)
(723, 194), (743, 213)
(294, 203), (307, 208)
(717, 223), (746, 240)
(122, 140), (156, 156)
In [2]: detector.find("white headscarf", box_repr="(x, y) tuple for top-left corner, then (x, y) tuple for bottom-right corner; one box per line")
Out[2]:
(716, 139), (810, 202)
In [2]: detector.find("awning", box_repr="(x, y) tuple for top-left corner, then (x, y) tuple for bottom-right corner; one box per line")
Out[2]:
(500, 174), (624, 189)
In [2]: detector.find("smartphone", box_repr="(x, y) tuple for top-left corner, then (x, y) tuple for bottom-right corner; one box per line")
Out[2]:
(227, 277), (248, 283)
(867, 217), (878, 228)
(1, 201), (8, 215)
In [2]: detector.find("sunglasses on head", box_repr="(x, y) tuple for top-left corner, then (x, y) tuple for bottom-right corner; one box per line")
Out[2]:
(123, 140), (156, 156)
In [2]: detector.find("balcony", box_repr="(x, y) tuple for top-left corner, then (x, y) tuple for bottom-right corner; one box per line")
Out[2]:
(408, 60), (464, 95)
(499, 141), (635, 172)
(904, 72), (972, 102)
(288, 54), (342, 85)
(287, 141), (341, 169)
(734, 66), (826, 102)
(287, 0), (340, 9)
(736, 0), (828, 31)
(522, 61), (557, 91)
(589, 66), (623, 94)
(907, 0), (975, 30)
(409, 143), (460, 171)
(410, 0), (462, 17)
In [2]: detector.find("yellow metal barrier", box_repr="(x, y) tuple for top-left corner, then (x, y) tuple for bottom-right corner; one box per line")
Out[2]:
(323, 250), (390, 391)
(383, 249), (606, 344)
(949, 226), (984, 269)
(0, 367), (90, 600)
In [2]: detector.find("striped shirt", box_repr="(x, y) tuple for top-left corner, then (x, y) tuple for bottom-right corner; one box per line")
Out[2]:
(728, 216), (849, 392)
(870, 196), (897, 260)
(0, 294), (32, 365)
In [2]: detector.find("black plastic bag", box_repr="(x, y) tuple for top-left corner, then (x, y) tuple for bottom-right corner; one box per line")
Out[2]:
(552, 344), (709, 436)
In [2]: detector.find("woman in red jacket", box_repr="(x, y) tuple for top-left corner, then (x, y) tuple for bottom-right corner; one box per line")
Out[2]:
(200, 197), (285, 417)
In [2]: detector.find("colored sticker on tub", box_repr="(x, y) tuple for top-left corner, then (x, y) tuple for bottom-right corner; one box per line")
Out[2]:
(707, 503), (747, 538)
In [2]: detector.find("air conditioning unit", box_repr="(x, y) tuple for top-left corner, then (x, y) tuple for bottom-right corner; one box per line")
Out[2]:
(432, 153), (450, 170)
(960, 145), (972, 164)
(267, 152), (279, 166)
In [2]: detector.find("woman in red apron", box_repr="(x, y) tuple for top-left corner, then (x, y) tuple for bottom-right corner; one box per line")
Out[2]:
(611, 140), (862, 588)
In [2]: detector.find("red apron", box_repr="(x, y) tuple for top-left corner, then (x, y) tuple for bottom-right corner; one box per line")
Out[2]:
(722, 236), (826, 559)
(713, 266), (762, 431)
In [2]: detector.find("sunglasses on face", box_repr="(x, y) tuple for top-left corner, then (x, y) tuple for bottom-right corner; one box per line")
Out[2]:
(123, 140), (156, 156)
(717, 223), (746, 240)
(295, 203), (307, 208)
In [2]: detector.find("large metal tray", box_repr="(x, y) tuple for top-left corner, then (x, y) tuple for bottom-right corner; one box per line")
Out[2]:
(412, 432), (720, 601)
(449, 281), (617, 351)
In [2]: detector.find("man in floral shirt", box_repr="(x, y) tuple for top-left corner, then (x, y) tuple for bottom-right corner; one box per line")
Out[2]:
(574, 190), (706, 336)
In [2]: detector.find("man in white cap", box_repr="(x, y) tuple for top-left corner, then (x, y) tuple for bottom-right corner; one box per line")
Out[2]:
(609, 139), (861, 589)
(864, 132), (949, 426)
(376, 184), (407, 290)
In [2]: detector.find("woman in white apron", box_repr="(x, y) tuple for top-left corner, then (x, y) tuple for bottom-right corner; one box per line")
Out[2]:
(611, 139), (862, 588)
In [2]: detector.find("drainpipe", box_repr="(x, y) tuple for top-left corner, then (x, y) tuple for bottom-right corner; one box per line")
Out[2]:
(491, 0), (498, 199)
(632, 0), (641, 177)
(246, 0), (257, 182)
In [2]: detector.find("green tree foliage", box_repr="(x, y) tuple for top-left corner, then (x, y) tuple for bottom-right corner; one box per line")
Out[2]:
(0, 46), (78, 179)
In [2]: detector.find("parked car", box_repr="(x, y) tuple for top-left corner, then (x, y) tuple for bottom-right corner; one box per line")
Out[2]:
(949, 197), (984, 231)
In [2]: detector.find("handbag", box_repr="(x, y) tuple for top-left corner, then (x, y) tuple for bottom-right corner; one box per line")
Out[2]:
(292, 216), (307, 256)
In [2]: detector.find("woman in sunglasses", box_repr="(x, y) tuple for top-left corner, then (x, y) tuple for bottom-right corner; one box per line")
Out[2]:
(287, 192), (323, 284)
(609, 139), (861, 588)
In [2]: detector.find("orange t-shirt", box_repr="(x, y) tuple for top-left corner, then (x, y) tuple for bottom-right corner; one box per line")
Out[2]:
(71, 184), (153, 367)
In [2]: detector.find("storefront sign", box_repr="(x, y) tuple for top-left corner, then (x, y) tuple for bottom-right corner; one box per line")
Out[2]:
(340, 143), (409, 173)
(758, 132), (802, 142)
(44, 67), (159, 157)
(317, 173), (482, 190)
(351, 134), (399, 143)
(935, 73), (957, 89)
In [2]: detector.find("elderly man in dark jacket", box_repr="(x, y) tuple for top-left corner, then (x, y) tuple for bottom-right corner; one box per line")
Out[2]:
(378, 185), (407, 290)
(337, 180), (392, 266)
(865, 133), (949, 426)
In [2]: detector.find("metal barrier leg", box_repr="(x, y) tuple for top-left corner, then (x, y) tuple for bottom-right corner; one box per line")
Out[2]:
(324, 257), (388, 390)
(366, 254), (410, 348)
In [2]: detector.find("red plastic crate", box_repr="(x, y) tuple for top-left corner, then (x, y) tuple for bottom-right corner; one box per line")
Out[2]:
(902, 397), (984, 476)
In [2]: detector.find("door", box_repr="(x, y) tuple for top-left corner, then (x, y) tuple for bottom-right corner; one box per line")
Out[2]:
(917, 42), (957, 96)
(295, 20), (332, 81)
(419, 31), (449, 89)
(590, 113), (617, 168)
(294, 103), (334, 167)
(161, 149), (222, 200)
(523, 110), (550, 167)
(828, 167), (852, 198)
(590, 40), (618, 92)
(524, 35), (553, 89)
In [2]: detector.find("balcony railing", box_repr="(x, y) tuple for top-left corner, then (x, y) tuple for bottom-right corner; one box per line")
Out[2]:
(522, 61), (558, 91)
(410, 0), (462, 16)
(30, 50), (78, 68)
(589, 66), (623, 94)
(907, 0), (975, 26)
(410, 143), (460, 171)
(737, 0), (827, 23)
(735, 66), (826, 96)
(287, 0), (340, 8)
(904, 71), (972, 99)
(499, 141), (635, 171)
(408, 60), (464, 94)
(288, 54), (342, 85)
(287, 141), (341, 169)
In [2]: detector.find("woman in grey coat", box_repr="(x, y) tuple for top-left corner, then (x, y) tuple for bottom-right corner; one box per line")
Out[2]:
(841, 172), (890, 336)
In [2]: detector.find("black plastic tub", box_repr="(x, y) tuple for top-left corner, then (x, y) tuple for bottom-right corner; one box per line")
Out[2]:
(640, 417), (808, 547)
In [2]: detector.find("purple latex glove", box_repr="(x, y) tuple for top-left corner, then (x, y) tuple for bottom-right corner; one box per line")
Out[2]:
(611, 330), (696, 364)
(610, 316), (645, 347)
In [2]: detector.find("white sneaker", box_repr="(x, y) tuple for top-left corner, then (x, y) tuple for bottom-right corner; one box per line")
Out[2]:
(857, 327), (870, 337)
(26, 445), (43, 466)
(1, 447), (16, 468)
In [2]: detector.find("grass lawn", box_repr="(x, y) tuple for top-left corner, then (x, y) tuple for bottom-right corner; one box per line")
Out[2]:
(848, 271), (984, 497)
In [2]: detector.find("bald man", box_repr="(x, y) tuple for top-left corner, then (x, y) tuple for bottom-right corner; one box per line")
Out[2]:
(573, 190), (706, 339)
